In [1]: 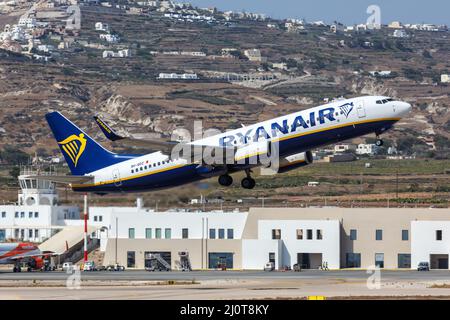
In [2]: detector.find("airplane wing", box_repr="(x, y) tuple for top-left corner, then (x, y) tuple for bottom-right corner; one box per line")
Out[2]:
(8, 251), (59, 261)
(23, 175), (94, 184)
(94, 115), (179, 152)
(94, 115), (237, 163)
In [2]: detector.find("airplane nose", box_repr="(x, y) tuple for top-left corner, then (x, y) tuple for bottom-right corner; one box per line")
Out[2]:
(396, 101), (412, 117)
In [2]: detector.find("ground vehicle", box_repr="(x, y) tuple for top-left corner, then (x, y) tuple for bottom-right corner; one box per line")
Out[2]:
(106, 264), (125, 271)
(293, 263), (301, 272)
(61, 262), (74, 272)
(417, 262), (430, 271)
(83, 261), (96, 271)
(264, 262), (275, 271)
(96, 265), (107, 271)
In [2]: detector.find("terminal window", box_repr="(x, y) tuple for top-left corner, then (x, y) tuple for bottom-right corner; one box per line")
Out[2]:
(269, 252), (275, 263)
(209, 229), (216, 239)
(155, 228), (162, 239)
(375, 253), (384, 268)
(402, 230), (409, 241)
(306, 229), (313, 240)
(128, 228), (135, 239)
(436, 230), (443, 241)
(34, 229), (39, 238)
(376, 229), (383, 241)
(346, 253), (361, 268)
(272, 229), (281, 240)
(34, 212), (38, 218)
(145, 228), (152, 239)
(227, 229), (234, 239)
(182, 228), (189, 239)
(127, 251), (135, 268)
(28, 212), (32, 218)
(1, 212), (5, 218)
(165, 228), (171, 239)
(398, 254), (411, 268)
(218, 229), (225, 239)
(316, 229), (323, 240)
(296, 229), (303, 240)
(350, 229), (357, 240)
(208, 252), (233, 269)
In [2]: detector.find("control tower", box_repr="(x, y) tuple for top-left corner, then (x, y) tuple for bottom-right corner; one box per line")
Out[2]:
(18, 166), (59, 206)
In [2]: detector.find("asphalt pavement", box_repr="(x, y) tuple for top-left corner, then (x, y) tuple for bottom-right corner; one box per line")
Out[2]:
(1, 270), (450, 281)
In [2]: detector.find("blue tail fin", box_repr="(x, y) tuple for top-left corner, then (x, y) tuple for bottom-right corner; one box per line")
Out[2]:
(46, 112), (133, 175)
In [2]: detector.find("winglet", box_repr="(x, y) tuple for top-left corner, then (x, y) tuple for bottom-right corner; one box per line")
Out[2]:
(93, 115), (124, 142)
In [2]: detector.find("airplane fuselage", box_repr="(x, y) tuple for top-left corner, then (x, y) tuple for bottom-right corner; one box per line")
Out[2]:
(69, 96), (411, 193)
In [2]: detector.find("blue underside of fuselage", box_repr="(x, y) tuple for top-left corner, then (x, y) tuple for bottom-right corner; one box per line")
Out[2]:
(74, 119), (396, 193)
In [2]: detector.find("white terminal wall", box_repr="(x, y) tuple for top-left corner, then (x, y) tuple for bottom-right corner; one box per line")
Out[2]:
(411, 221), (450, 269)
(257, 220), (340, 269)
(88, 207), (248, 239)
(242, 239), (282, 270)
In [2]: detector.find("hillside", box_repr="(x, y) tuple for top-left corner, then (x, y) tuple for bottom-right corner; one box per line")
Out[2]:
(0, 1), (449, 206)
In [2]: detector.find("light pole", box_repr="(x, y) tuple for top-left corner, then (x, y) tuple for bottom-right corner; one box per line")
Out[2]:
(83, 193), (88, 263)
(115, 217), (118, 265)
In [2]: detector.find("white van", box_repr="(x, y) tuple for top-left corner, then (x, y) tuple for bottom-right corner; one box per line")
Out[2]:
(62, 262), (73, 272)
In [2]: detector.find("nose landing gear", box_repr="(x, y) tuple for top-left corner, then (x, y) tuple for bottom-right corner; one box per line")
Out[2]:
(375, 132), (384, 147)
(376, 139), (384, 147)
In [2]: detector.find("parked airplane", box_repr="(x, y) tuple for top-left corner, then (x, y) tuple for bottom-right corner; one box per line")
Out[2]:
(0, 242), (55, 272)
(32, 96), (411, 193)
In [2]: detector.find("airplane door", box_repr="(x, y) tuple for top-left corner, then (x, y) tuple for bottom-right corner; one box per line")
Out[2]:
(356, 100), (366, 118)
(112, 169), (122, 187)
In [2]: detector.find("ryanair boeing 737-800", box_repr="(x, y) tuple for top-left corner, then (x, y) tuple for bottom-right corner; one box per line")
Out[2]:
(31, 96), (411, 193)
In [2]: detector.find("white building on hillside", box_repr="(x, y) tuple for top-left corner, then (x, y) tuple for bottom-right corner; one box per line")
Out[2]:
(95, 22), (109, 32)
(356, 144), (379, 155)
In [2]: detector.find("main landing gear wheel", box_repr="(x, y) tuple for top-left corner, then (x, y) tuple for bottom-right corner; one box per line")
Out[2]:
(241, 177), (256, 189)
(376, 139), (384, 147)
(218, 174), (233, 187)
(13, 266), (21, 272)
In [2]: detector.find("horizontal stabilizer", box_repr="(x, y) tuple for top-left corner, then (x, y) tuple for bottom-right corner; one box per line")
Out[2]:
(24, 175), (94, 184)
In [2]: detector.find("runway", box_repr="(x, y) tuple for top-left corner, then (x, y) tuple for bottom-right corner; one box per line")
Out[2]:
(2, 270), (450, 299)
(1, 270), (450, 281)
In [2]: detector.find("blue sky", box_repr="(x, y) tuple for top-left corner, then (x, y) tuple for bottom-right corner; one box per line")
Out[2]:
(180, 0), (449, 25)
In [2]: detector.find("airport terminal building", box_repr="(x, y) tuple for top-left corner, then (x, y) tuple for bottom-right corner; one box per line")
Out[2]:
(1, 172), (450, 270)
(90, 206), (450, 270)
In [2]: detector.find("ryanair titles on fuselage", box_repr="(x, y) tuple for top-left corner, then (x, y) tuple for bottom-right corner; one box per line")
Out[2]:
(219, 107), (338, 147)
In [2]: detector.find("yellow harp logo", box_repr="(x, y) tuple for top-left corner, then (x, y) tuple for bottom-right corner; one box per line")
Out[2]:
(58, 133), (87, 167)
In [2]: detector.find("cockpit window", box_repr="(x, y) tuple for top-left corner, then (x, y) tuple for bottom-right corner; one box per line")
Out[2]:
(377, 98), (394, 105)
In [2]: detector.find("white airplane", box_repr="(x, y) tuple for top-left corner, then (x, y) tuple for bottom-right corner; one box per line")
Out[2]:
(35, 96), (411, 193)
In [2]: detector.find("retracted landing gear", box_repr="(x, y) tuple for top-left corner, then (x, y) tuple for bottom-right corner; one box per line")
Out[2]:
(218, 174), (233, 187)
(241, 169), (256, 189)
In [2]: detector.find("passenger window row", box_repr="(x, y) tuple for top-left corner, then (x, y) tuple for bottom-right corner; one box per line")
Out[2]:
(131, 159), (174, 174)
